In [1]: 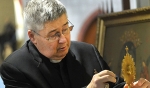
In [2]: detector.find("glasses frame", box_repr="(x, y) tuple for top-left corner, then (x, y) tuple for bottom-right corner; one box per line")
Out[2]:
(32, 20), (74, 42)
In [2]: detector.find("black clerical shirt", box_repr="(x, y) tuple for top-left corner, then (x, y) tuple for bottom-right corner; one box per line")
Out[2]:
(41, 54), (71, 88)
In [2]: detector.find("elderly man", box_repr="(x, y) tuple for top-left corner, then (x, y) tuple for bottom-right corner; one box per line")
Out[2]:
(0, 0), (150, 88)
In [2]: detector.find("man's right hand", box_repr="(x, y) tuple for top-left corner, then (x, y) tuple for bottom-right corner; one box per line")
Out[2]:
(86, 70), (116, 88)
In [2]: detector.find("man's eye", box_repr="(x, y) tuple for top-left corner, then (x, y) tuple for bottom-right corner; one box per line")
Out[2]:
(49, 35), (56, 38)
(49, 32), (60, 38)
(63, 28), (68, 32)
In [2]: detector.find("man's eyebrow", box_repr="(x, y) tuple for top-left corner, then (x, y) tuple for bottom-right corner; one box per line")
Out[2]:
(63, 21), (68, 26)
(48, 29), (57, 34)
(47, 21), (68, 34)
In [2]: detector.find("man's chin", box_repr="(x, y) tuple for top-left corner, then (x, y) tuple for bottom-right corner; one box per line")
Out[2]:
(55, 50), (68, 59)
(58, 54), (66, 59)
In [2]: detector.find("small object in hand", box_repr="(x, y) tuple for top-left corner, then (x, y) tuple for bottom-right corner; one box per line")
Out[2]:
(94, 69), (98, 74)
(104, 83), (109, 88)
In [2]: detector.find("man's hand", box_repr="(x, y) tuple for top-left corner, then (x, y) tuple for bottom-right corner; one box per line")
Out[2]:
(87, 70), (116, 88)
(124, 78), (150, 88)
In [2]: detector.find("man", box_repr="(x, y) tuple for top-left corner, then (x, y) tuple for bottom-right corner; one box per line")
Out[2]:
(0, 0), (150, 88)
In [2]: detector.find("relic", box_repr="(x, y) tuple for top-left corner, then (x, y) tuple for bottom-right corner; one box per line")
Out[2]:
(121, 46), (136, 88)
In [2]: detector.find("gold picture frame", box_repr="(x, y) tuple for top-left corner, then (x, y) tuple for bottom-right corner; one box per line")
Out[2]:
(96, 7), (150, 81)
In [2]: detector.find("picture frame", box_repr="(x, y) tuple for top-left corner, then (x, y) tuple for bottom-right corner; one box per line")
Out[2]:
(96, 7), (150, 81)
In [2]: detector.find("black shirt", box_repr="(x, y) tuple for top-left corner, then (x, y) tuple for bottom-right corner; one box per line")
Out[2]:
(41, 54), (71, 88)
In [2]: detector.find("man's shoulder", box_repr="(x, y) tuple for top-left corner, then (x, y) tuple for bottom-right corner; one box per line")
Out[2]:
(71, 41), (93, 49)
(70, 41), (96, 55)
(4, 41), (30, 63)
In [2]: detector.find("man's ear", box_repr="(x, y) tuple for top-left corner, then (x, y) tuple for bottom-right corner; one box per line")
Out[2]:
(28, 30), (37, 44)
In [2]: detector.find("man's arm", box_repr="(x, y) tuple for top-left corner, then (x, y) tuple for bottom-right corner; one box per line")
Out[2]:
(0, 62), (35, 88)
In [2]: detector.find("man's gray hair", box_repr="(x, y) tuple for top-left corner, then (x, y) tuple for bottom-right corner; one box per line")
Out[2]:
(24, 0), (67, 31)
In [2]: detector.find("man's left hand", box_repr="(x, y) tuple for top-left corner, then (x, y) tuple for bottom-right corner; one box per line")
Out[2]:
(124, 78), (150, 88)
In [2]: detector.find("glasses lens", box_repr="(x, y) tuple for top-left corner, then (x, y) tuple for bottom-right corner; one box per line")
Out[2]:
(69, 26), (73, 31)
(68, 20), (74, 31)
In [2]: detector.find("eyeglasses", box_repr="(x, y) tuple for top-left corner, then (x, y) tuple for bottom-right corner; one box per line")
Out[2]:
(32, 20), (74, 42)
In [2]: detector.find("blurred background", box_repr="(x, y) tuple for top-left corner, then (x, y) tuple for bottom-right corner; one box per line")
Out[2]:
(0, 0), (150, 65)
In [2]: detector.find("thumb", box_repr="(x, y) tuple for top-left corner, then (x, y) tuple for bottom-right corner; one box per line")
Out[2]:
(124, 84), (128, 88)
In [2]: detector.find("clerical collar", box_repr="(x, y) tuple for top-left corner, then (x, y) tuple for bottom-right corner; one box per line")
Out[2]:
(50, 59), (62, 63)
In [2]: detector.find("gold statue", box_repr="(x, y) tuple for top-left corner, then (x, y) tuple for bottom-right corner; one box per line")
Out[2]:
(121, 46), (136, 88)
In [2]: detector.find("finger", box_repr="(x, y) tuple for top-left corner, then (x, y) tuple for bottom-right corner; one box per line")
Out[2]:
(135, 78), (146, 86)
(142, 79), (150, 88)
(92, 73), (116, 84)
(133, 81), (138, 86)
(148, 80), (150, 88)
(133, 78), (150, 88)
(98, 70), (116, 78)
(99, 74), (116, 83)
(123, 84), (128, 88)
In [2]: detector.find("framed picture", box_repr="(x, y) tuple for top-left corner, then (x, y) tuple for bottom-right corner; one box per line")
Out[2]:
(96, 7), (150, 81)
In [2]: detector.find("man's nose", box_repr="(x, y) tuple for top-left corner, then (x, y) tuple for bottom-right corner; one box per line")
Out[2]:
(58, 34), (67, 43)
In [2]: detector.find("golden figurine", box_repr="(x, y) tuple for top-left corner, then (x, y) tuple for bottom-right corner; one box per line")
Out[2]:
(121, 46), (136, 88)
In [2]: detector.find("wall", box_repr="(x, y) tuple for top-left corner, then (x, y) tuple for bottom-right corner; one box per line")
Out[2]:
(60, 0), (123, 41)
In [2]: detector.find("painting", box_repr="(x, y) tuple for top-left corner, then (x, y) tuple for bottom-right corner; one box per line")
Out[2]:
(96, 7), (150, 81)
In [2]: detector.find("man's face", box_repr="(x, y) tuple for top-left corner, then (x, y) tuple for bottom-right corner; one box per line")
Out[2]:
(30, 14), (71, 60)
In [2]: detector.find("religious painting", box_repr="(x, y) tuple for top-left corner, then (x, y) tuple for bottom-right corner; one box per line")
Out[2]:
(96, 7), (150, 81)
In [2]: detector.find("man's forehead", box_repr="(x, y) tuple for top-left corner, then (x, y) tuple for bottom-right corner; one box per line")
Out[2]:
(44, 20), (68, 29)
(42, 21), (68, 34)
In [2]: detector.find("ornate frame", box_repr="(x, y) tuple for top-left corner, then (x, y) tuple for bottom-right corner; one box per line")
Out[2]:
(96, 7), (150, 80)
(96, 7), (150, 56)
